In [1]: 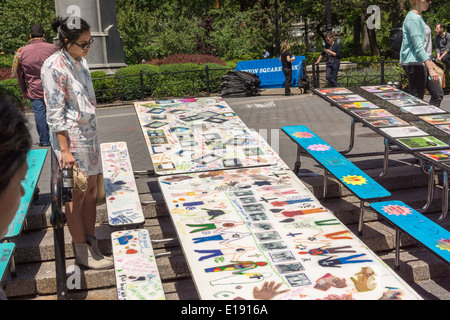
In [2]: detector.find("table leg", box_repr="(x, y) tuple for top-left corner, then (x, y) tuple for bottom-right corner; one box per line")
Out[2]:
(438, 170), (449, 223)
(340, 117), (356, 155)
(358, 200), (364, 236)
(418, 164), (434, 213)
(294, 146), (302, 175)
(376, 138), (390, 179)
(395, 227), (400, 271)
(323, 169), (328, 199)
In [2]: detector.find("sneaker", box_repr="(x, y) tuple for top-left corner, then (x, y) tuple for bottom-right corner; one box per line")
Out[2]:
(38, 143), (51, 147)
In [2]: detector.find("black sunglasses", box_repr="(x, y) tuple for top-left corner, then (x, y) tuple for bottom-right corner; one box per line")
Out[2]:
(73, 37), (94, 50)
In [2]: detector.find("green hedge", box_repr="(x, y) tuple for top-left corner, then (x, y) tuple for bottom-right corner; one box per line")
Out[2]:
(113, 64), (161, 100)
(91, 71), (116, 103)
(0, 77), (30, 108)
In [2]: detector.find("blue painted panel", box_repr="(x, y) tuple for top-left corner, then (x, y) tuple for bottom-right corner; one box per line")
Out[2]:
(0, 242), (15, 282)
(370, 201), (450, 263)
(236, 56), (305, 88)
(3, 149), (47, 239)
(282, 125), (390, 200)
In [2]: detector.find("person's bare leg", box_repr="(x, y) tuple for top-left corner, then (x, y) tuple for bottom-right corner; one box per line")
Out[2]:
(81, 175), (98, 239)
(65, 189), (86, 243)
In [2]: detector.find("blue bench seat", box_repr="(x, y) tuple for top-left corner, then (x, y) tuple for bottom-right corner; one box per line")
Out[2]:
(0, 243), (15, 287)
(282, 125), (391, 234)
(370, 200), (450, 270)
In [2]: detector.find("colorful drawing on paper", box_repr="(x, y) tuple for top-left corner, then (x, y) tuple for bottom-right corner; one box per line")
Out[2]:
(388, 98), (427, 107)
(363, 116), (409, 128)
(419, 150), (450, 161)
(400, 105), (446, 115)
(374, 92), (413, 100)
(111, 229), (165, 300)
(100, 142), (145, 226)
(379, 126), (428, 138)
(316, 88), (353, 95)
(395, 136), (448, 150)
(328, 95), (366, 103)
(419, 114), (450, 125)
(338, 101), (379, 109)
(134, 97), (282, 175)
(158, 166), (421, 300)
(435, 124), (450, 134)
(361, 85), (398, 93)
(350, 109), (394, 118)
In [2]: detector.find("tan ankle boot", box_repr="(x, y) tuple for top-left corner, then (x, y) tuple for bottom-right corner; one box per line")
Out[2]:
(86, 236), (113, 261)
(74, 242), (114, 270)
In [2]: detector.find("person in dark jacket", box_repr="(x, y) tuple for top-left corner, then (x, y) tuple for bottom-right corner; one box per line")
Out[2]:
(315, 32), (341, 87)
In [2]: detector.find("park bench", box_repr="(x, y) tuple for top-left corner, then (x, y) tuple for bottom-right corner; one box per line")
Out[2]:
(0, 243), (15, 293)
(282, 125), (391, 235)
(111, 228), (165, 300)
(0, 149), (47, 279)
(370, 200), (450, 270)
(100, 142), (145, 227)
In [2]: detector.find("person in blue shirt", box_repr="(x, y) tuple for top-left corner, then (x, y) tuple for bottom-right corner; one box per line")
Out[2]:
(400, 0), (439, 100)
(263, 50), (270, 59)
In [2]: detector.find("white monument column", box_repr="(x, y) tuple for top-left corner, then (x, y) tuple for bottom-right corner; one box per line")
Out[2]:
(54, 0), (127, 74)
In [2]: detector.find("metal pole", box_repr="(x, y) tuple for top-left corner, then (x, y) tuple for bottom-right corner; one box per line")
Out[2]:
(50, 151), (68, 300)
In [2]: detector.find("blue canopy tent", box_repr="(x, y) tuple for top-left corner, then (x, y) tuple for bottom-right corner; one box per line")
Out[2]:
(235, 56), (305, 89)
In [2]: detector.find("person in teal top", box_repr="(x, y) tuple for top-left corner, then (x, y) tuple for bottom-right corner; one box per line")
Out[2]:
(400, 0), (439, 99)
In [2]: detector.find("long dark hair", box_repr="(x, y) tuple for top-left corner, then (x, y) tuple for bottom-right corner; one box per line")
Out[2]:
(51, 16), (90, 50)
(0, 89), (32, 195)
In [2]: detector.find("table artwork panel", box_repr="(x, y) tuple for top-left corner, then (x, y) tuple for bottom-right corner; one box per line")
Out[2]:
(0, 243), (15, 282)
(360, 85), (399, 93)
(378, 126), (428, 138)
(327, 94), (367, 103)
(350, 109), (394, 119)
(419, 150), (450, 162)
(338, 101), (379, 109)
(363, 116), (410, 128)
(395, 136), (449, 150)
(4, 149), (47, 239)
(370, 201), (450, 264)
(158, 167), (421, 300)
(419, 114), (450, 126)
(281, 125), (390, 200)
(400, 105), (446, 115)
(134, 97), (279, 175)
(111, 229), (165, 300)
(100, 142), (145, 226)
(315, 88), (353, 95)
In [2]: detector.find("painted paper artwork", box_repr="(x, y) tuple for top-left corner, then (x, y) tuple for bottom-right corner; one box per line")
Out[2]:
(158, 167), (421, 300)
(436, 124), (450, 134)
(374, 92), (413, 100)
(363, 116), (409, 128)
(401, 105), (446, 115)
(388, 98), (428, 107)
(134, 97), (280, 175)
(101, 142), (145, 226)
(379, 126), (428, 138)
(328, 94), (367, 103)
(361, 85), (398, 93)
(338, 101), (379, 109)
(351, 109), (394, 119)
(419, 114), (450, 125)
(395, 136), (448, 150)
(316, 88), (353, 95)
(419, 150), (450, 161)
(111, 229), (165, 300)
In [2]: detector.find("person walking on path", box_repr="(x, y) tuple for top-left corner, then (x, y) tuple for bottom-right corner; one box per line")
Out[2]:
(14, 24), (56, 147)
(41, 16), (112, 270)
(315, 32), (341, 87)
(280, 41), (295, 96)
(400, 0), (439, 100)
(435, 23), (450, 69)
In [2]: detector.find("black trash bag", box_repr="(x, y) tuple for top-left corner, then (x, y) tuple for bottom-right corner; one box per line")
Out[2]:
(220, 71), (261, 96)
(298, 76), (310, 92)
